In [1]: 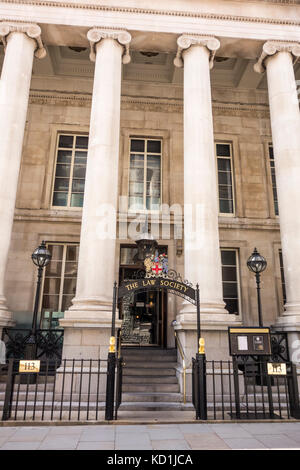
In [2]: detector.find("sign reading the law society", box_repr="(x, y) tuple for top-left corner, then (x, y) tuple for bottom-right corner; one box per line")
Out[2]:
(118, 276), (196, 302)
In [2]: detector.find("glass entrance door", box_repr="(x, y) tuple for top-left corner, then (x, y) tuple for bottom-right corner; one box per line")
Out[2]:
(119, 266), (167, 347)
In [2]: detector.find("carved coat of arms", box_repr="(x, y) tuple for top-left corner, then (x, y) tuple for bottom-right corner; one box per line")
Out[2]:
(144, 252), (168, 276)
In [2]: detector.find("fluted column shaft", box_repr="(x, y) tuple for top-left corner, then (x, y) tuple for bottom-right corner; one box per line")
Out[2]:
(63, 30), (131, 329)
(256, 42), (300, 327)
(0, 24), (45, 329)
(174, 35), (229, 320)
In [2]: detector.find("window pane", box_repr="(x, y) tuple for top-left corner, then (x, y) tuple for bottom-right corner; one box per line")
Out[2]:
(219, 199), (234, 214)
(120, 247), (138, 265)
(221, 250), (236, 266)
(58, 135), (74, 148)
(130, 154), (144, 167)
(225, 299), (238, 315)
(42, 244), (79, 313)
(52, 192), (68, 207)
(217, 159), (231, 171)
(70, 193), (84, 207)
(223, 282), (238, 298)
(147, 140), (161, 153)
(216, 143), (231, 157)
(75, 136), (89, 149)
(42, 295), (59, 310)
(130, 139), (145, 152)
(61, 295), (73, 312)
(45, 261), (62, 277)
(218, 171), (232, 185)
(55, 164), (71, 178)
(74, 151), (87, 163)
(66, 245), (79, 262)
(73, 165), (86, 179)
(128, 196), (143, 210)
(221, 249), (239, 315)
(129, 182), (144, 196)
(219, 185), (233, 200)
(57, 150), (72, 163)
(222, 266), (237, 282)
(72, 179), (85, 192)
(63, 278), (77, 295)
(64, 261), (78, 276)
(43, 278), (61, 295)
(48, 245), (64, 261)
(54, 178), (69, 191)
(146, 197), (160, 210)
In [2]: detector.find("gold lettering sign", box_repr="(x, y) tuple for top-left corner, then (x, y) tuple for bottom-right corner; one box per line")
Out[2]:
(19, 360), (40, 373)
(267, 363), (287, 376)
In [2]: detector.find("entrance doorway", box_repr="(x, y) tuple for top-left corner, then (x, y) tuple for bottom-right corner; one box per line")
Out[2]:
(118, 245), (168, 347)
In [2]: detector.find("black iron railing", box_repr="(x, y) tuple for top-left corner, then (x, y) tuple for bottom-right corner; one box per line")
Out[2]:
(2, 328), (64, 363)
(192, 358), (300, 420)
(0, 358), (122, 422)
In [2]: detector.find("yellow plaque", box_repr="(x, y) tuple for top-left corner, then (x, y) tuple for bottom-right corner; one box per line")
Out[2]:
(267, 362), (287, 376)
(19, 360), (40, 373)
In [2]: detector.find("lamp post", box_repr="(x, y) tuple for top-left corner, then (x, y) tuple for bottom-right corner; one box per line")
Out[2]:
(25, 241), (51, 359)
(247, 247), (267, 327)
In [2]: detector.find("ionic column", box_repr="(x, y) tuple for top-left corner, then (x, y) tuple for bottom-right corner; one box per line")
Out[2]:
(61, 29), (131, 358)
(0, 23), (46, 331)
(254, 42), (300, 343)
(174, 35), (231, 323)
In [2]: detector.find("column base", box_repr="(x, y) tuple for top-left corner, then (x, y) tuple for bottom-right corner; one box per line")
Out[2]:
(60, 299), (121, 360)
(274, 312), (300, 364)
(0, 296), (15, 334)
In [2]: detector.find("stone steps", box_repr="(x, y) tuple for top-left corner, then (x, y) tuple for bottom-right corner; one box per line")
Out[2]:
(119, 347), (182, 412)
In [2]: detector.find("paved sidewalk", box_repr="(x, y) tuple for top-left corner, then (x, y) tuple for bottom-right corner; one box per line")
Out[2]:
(1, 422), (300, 450)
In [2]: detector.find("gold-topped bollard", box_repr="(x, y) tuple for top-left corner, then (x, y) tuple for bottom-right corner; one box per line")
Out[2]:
(198, 337), (205, 354)
(109, 336), (116, 353)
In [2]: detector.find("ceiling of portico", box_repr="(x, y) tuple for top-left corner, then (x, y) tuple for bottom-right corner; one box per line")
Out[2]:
(28, 43), (300, 90)
(0, 41), (299, 90)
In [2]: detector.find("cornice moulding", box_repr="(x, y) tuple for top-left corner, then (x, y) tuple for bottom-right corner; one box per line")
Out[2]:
(0, 0), (300, 26)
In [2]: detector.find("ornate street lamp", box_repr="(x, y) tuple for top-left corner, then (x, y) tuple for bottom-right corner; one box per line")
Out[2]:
(247, 247), (267, 327)
(25, 241), (52, 359)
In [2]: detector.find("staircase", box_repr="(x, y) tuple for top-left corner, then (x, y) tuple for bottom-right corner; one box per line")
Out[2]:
(118, 347), (193, 412)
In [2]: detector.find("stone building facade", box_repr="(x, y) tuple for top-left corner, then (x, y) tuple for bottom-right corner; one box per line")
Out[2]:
(0, 0), (300, 379)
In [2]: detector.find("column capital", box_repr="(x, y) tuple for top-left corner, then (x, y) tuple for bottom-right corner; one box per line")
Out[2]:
(254, 40), (300, 73)
(0, 22), (46, 58)
(87, 28), (131, 64)
(174, 34), (220, 69)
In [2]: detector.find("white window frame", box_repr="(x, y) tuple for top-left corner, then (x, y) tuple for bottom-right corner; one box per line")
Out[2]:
(215, 141), (236, 217)
(220, 248), (241, 316)
(51, 133), (88, 209)
(40, 242), (79, 315)
(128, 136), (163, 213)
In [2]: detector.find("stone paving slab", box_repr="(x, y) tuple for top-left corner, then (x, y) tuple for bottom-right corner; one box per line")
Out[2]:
(0, 422), (300, 450)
